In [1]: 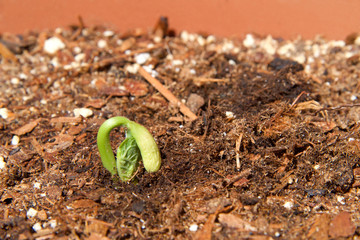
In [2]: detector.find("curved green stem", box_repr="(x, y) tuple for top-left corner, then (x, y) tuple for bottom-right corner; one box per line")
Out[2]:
(97, 116), (161, 180)
(97, 117), (129, 175)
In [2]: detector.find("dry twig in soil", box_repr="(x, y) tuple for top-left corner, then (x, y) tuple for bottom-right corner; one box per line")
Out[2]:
(138, 66), (198, 121)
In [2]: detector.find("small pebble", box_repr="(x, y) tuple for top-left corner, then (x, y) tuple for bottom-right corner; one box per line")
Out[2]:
(166, 54), (173, 60)
(206, 35), (216, 44)
(187, 93), (205, 113)
(188, 33), (196, 42)
(82, 29), (89, 36)
(19, 73), (28, 80)
(0, 156), (6, 169)
(243, 34), (256, 48)
(0, 108), (9, 119)
(180, 31), (190, 42)
(126, 64), (140, 74)
(32, 222), (42, 232)
(53, 81), (61, 88)
(277, 42), (295, 56)
(337, 195), (345, 205)
(189, 224), (198, 232)
(350, 95), (357, 101)
(135, 53), (151, 65)
(73, 46), (82, 54)
(33, 182), (41, 189)
(153, 36), (162, 43)
(172, 59), (184, 66)
(293, 54), (306, 64)
(228, 59), (236, 65)
(10, 77), (20, 85)
(74, 53), (86, 62)
(73, 108), (93, 118)
(225, 111), (235, 119)
(27, 208), (38, 218)
(103, 30), (114, 37)
(355, 36), (360, 46)
(55, 27), (63, 34)
(197, 36), (205, 46)
(283, 201), (293, 210)
(142, 65), (158, 77)
(97, 39), (107, 49)
(49, 220), (57, 228)
(288, 177), (294, 184)
(312, 44), (321, 58)
(63, 63), (74, 70)
(328, 40), (345, 48)
(260, 35), (277, 55)
(304, 65), (312, 74)
(345, 52), (354, 58)
(43, 37), (65, 54)
(50, 57), (60, 67)
(222, 41), (234, 52)
(11, 135), (20, 145)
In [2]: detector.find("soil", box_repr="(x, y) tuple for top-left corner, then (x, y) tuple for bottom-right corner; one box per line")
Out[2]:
(0, 23), (360, 240)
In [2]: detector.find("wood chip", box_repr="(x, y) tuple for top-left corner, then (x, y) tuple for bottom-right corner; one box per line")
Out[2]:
(70, 199), (99, 209)
(86, 232), (110, 240)
(85, 99), (107, 109)
(233, 177), (249, 187)
(86, 221), (110, 236)
(193, 77), (229, 87)
(311, 121), (337, 132)
(0, 41), (17, 62)
(67, 125), (84, 135)
(37, 210), (48, 221)
(224, 169), (252, 186)
(218, 213), (256, 231)
(99, 86), (128, 97)
(153, 16), (168, 39)
(119, 37), (136, 52)
(45, 134), (74, 153)
(307, 214), (330, 239)
(329, 211), (356, 238)
(194, 213), (216, 240)
(8, 149), (34, 163)
(124, 79), (148, 97)
(46, 185), (62, 201)
(11, 119), (41, 135)
(167, 116), (184, 122)
(50, 117), (82, 124)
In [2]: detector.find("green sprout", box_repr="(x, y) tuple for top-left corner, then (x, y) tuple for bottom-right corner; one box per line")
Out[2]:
(97, 116), (161, 181)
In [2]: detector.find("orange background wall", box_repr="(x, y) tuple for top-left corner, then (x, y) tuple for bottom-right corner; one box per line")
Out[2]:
(0, 0), (359, 39)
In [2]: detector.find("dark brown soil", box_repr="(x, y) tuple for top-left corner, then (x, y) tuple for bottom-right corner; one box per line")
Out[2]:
(0, 24), (360, 239)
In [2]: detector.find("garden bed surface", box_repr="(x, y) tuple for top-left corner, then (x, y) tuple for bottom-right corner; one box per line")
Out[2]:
(0, 25), (360, 239)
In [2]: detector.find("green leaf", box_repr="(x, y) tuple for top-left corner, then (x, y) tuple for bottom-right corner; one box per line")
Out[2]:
(116, 134), (141, 181)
